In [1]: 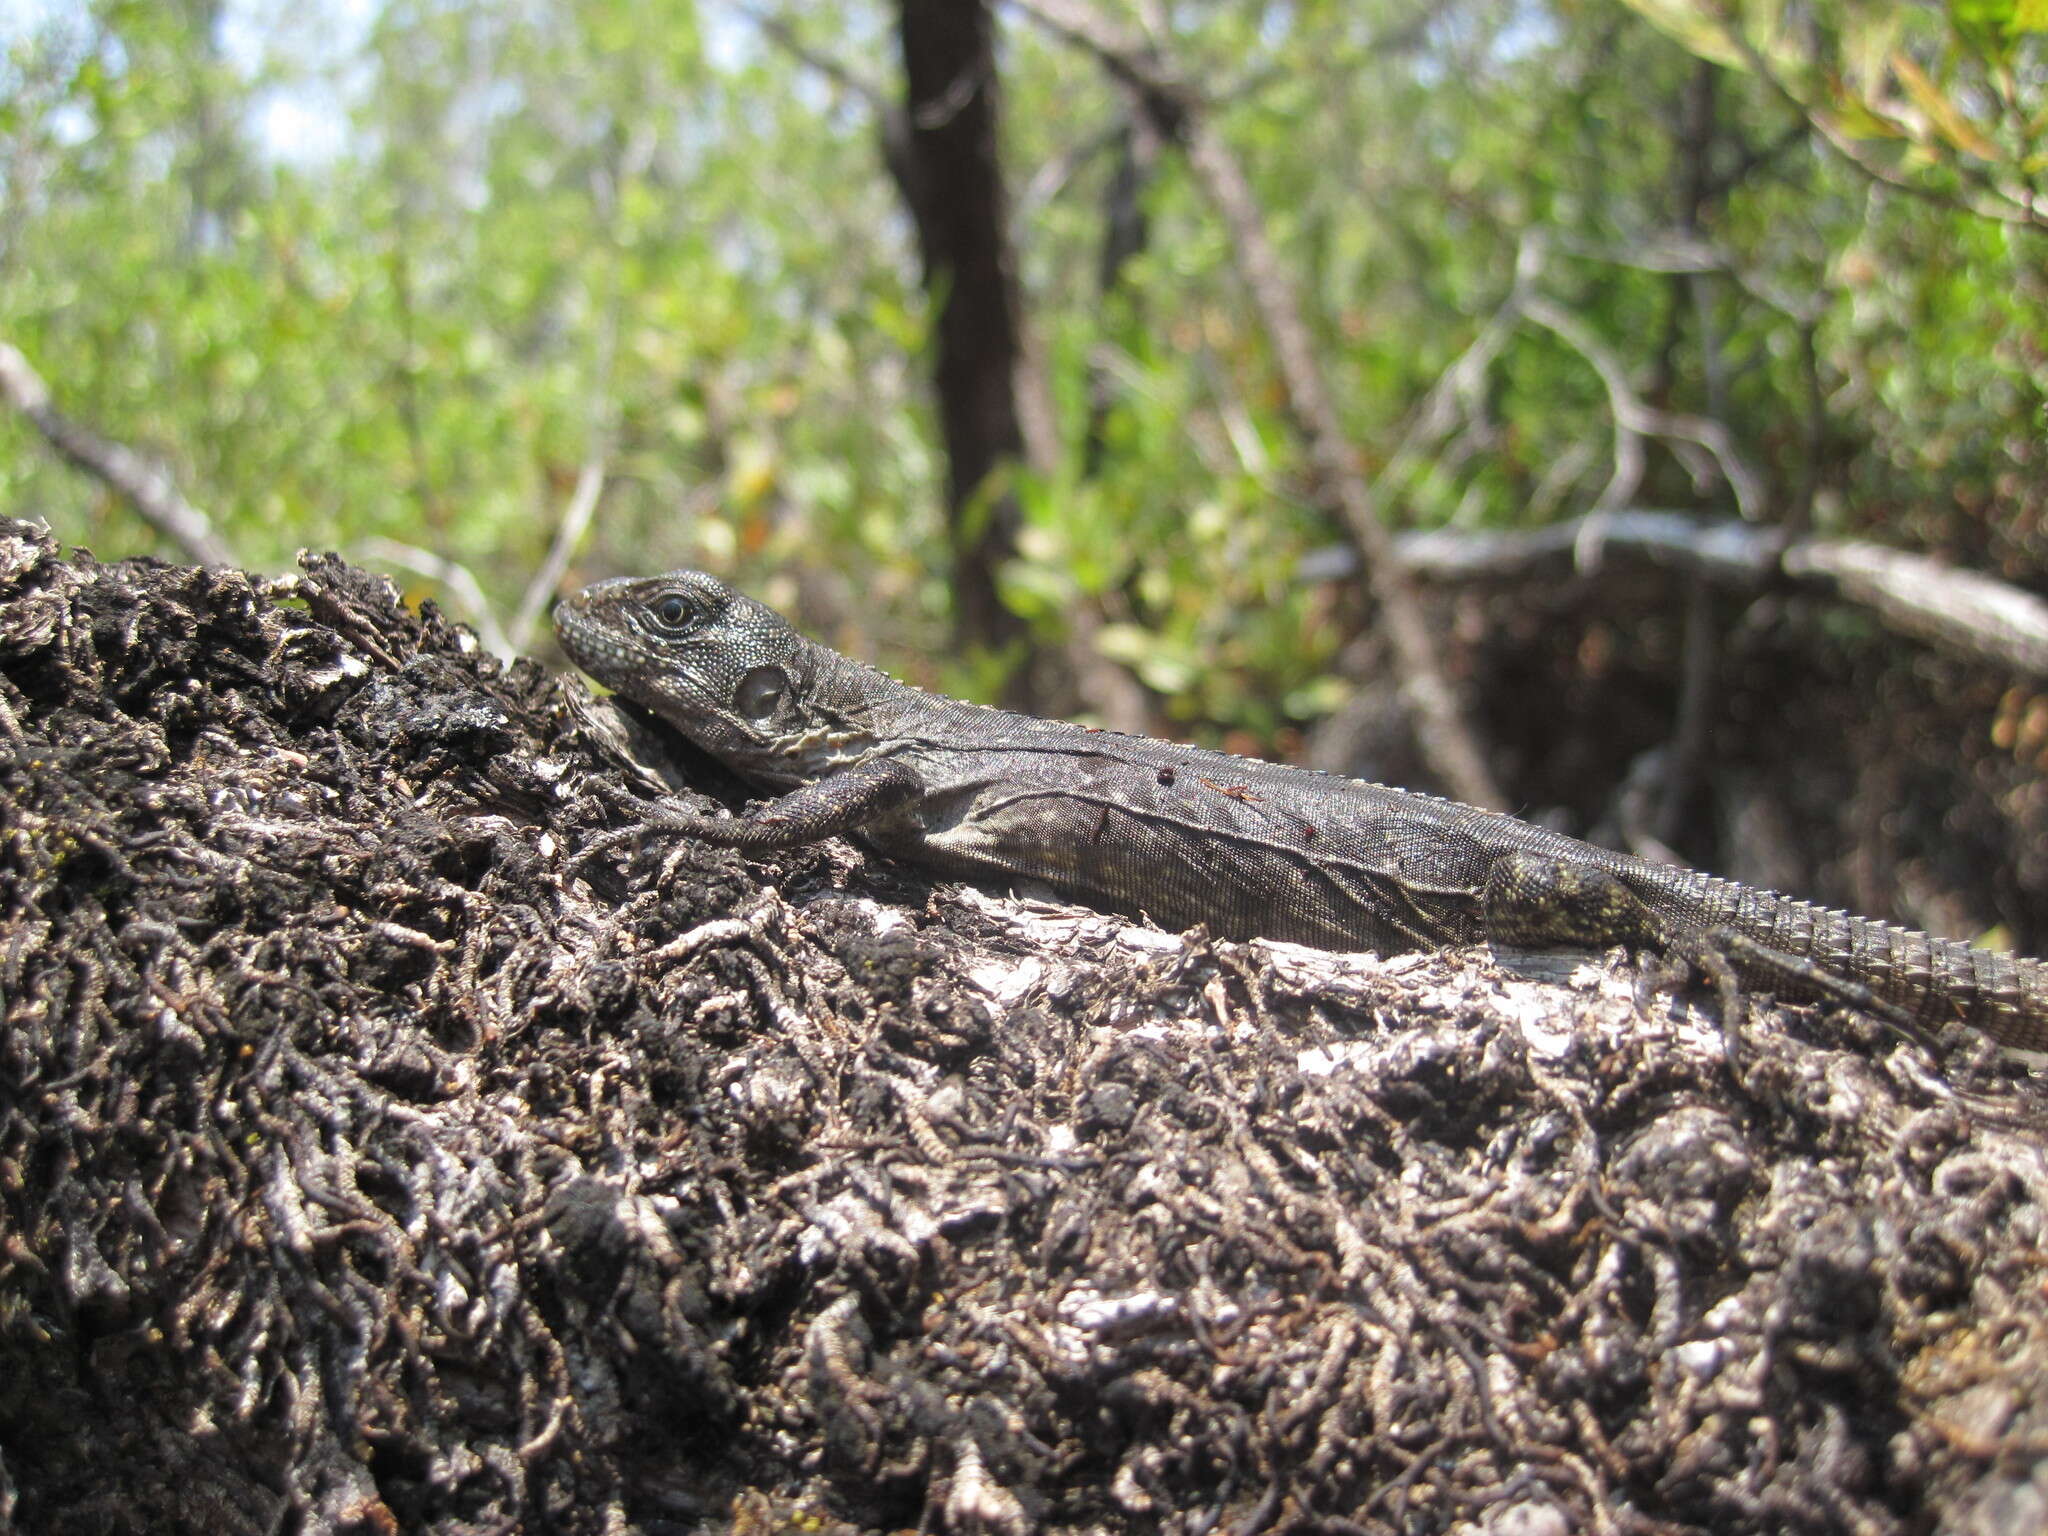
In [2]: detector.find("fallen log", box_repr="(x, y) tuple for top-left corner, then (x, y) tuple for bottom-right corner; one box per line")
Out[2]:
(1, 520), (2043, 1535)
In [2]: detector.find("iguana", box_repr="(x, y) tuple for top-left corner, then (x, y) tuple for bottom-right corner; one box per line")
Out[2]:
(556, 570), (2048, 1057)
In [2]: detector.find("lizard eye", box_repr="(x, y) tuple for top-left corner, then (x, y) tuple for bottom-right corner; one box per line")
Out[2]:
(652, 593), (694, 631)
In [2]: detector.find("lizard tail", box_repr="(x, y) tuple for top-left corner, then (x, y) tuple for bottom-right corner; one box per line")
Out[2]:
(1683, 874), (2048, 1054)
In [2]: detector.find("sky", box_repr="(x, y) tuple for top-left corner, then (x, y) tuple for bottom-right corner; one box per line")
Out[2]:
(5, 0), (760, 166)
(6, 0), (379, 165)
(225, 0), (382, 164)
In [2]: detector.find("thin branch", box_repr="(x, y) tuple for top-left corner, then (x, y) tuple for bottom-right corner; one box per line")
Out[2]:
(1551, 230), (1723, 274)
(358, 536), (510, 658)
(1555, 228), (1824, 326)
(735, 3), (891, 109)
(1521, 297), (1648, 514)
(507, 123), (652, 657)
(1525, 442), (1597, 524)
(1015, 117), (1126, 223)
(1366, 235), (1542, 511)
(512, 454), (607, 657)
(740, 5), (922, 224)
(1351, 507), (2048, 679)
(0, 340), (234, 568)
(1009, 0), (1504, 808)
(386, 241), (446, 543)
(1012, 34), (1366, 224)
(1523, 296), (1765, 522)
(1007, 0), (1189, 108)
(1182, 118), (1504, 806)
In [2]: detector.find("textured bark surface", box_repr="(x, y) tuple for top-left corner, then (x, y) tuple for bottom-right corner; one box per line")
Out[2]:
(1, 521), (2044, 1535)
(895, 0), (1032, 675)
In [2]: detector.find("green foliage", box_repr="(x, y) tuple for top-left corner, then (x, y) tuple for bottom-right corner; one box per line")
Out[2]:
(2, 0), (929, 640)
(3, 0), (2046, 744)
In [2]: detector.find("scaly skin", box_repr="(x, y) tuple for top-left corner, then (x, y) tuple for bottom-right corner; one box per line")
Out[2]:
(556, 570), (2048, 1056)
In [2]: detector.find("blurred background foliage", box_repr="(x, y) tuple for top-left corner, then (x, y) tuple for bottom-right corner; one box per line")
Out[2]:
(3, 0), (2046, 749)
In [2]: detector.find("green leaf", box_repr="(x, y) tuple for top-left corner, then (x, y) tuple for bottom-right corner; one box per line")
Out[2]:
(1891, 51), (2001, 156)
(1949, 0), (2017, 57)
(1613, 0), (1749, 69)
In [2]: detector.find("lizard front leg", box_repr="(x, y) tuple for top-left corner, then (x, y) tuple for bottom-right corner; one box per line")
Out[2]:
(574, 758), (923, 876)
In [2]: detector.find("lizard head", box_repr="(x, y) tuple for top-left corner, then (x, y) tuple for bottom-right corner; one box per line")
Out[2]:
(555, 571), (870, 776)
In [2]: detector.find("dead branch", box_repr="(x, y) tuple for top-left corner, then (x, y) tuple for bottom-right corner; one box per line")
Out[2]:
(1783, 538), (2048, 676)
(1009, 0), (1505, 809)
(0, 340), (233, 568)
(1522, 295), (1764, 521)
(1360, 508), (2048, 678)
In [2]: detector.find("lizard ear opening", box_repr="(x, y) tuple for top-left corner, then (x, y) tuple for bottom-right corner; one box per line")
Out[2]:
(734, 665), (789, 722)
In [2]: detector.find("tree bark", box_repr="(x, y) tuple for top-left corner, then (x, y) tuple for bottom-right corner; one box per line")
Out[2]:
(895, 0), (1033, 685)
(6, 521), (2042, 1536)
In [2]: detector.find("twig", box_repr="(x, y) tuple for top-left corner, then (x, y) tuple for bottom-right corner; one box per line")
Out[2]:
(739, 5), (923, 278)
(0, 340), (234, 568)
(1715, 16), (2048, 233)
(1366, 235), (1542, 512)
(736, 3), (891, 109)
(1009, 0), (1505, 809)
(386, 243), (445, 542)
(358, 537), (510, 657)
(511, 456), (607, 656)
(1522, 296), (1764, 522)
(1016, 118), (1126, 224)
(1346, 507), (2048, 678)
(508, 122), (655, 656)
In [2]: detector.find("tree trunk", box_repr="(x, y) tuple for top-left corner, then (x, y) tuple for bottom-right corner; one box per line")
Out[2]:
(894, 0), (1033, 689)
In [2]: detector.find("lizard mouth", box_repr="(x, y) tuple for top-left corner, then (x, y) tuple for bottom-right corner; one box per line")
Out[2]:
(552, 597), (649, 677)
